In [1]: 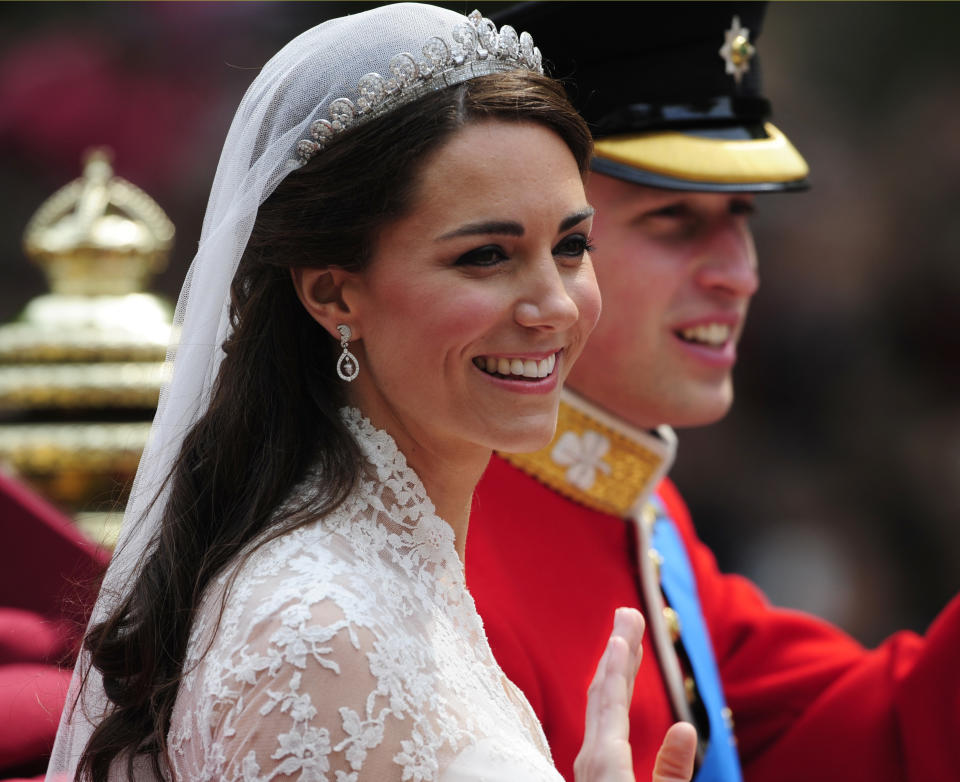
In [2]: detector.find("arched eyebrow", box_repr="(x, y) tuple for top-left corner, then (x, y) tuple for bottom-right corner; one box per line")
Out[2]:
(437, 207), (594, 241)
(559, 207), (594, 232)
(437, 220), (524, 240)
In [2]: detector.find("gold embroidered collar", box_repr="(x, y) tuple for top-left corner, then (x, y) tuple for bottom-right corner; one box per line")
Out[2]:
(497, 389), (676, 517)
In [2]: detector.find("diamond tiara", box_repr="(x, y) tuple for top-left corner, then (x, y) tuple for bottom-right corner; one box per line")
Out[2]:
(296, 9), (543, 164)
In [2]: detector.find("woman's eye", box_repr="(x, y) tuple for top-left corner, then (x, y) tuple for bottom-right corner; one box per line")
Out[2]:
(553, 234), (594, 259)
(454, 245), (508, 267)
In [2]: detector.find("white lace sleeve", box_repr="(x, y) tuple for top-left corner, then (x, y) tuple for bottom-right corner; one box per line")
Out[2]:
(168, 410), (561, 782)
(174, 595), (425, 781)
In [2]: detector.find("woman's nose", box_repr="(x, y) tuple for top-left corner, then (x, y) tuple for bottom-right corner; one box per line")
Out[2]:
(513, 261), (580, 331)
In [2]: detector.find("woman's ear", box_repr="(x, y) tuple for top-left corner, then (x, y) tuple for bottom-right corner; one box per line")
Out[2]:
(290, 267), (360, 340)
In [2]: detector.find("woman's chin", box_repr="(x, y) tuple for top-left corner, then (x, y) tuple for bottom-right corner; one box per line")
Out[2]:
(488, 418), (557, 456)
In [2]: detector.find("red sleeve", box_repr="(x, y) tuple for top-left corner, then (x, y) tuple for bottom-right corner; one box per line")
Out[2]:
(657, 478), (960, 782)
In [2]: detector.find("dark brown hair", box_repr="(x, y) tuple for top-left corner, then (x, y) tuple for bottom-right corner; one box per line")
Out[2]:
(77, 70), (591, 780)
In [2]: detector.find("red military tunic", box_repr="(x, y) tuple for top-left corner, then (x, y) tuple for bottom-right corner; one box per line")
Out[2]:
(466, 390), (960, 782)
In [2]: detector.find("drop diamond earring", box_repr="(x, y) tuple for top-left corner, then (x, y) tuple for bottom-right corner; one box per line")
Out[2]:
(336, 324), (359, 382)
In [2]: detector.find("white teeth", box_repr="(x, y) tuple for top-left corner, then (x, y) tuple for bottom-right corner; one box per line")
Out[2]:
(475, 352), (558, 379)
(542, 354), (556, 376)
(679, 323), (730, 347)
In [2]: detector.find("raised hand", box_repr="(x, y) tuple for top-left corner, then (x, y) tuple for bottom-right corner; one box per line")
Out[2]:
(574, 607), (697, 782)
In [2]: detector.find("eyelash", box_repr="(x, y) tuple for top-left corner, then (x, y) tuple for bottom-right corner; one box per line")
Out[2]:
(454, 245), (508, 267)
(454, 234), (594, 267)
(556, 234), (595, 257)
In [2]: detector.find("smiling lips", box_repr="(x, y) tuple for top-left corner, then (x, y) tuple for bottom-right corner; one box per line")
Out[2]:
(473, 352), (558, 380)
(676, 322), (732, 348)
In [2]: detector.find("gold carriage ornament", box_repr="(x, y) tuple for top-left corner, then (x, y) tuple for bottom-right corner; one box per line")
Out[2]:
(0, 148), (175, 547)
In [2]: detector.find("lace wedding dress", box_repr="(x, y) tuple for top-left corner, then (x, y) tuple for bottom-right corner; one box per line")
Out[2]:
(167, 408), (561, 781)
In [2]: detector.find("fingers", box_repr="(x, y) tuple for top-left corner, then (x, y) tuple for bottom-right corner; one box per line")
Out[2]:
(600, 608), (643, 745)
(652, 722), (698, 782)
(577, 613), (697, 782)
(576, 636), (634, 780)
(596, 634), (631, 745)
(580, 627), (611, 754)
(611, 607), (644, 685)
(575, 608), (646, 782)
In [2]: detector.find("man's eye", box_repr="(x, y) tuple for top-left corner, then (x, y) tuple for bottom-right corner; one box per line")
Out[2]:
(731, 199), (756, 217)
(554, 234), (594, 258)
(454, 245), (508, 267)
(649, 203), (690, 219)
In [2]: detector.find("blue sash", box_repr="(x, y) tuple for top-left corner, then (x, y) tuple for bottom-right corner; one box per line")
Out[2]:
(650, 497), (743, 782)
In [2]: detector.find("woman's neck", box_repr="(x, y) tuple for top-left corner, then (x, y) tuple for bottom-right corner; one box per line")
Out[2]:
(400, 441), (490, 560)
(350, 401), (490, 560)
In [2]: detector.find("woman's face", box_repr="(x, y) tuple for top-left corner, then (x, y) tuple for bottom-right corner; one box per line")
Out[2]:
(343, 120), (600, 462)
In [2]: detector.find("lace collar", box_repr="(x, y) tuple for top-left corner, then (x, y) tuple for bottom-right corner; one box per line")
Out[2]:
(340, 406), (461, 575)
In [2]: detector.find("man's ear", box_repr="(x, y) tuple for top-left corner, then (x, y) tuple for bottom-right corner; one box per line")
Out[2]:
(290, 267), (361, 341)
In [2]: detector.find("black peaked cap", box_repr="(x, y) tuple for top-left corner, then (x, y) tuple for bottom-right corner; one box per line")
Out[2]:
(493, 2), (808, 192)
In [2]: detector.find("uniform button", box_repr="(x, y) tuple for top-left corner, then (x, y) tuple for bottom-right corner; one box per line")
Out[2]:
(722, 707), (738, 745)
(662, 606), (681, 642)
(684, 675), (697, 703)
(641, 503), (657, 530)
(648, 547), (663, 580)
(721, 706), (735, 730)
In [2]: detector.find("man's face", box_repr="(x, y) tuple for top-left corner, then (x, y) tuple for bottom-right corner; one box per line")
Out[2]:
(566, 172), (759, 430)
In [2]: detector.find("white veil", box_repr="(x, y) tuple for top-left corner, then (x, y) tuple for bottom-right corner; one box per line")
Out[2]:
(46, 4), (542, 778)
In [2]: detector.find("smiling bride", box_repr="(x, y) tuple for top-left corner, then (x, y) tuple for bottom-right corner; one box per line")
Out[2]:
(47, 5), (695, 781)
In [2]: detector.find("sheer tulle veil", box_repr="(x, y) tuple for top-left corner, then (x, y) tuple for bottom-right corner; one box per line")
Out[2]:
(46, 4), (542, 778)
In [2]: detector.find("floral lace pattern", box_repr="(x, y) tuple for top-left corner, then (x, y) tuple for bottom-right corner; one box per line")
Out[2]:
(168, 408), (559, 781)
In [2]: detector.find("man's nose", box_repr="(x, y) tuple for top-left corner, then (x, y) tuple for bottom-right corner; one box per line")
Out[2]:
(694, 223), (760, 298)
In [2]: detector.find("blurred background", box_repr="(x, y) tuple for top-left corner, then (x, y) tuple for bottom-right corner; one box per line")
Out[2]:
(0, 2), (957, 647)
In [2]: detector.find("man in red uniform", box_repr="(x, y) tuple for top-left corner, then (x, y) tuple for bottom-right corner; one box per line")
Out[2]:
(467, 4), (960, 781)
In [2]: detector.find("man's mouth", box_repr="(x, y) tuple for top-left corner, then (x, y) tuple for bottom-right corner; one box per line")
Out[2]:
(472, 352), (558, 380)
(675, 323), (731, 348)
